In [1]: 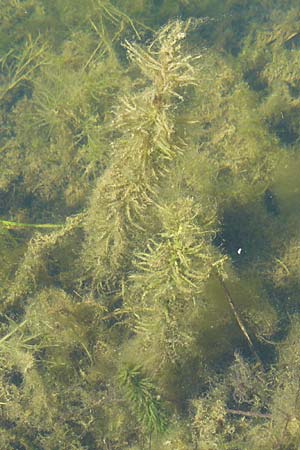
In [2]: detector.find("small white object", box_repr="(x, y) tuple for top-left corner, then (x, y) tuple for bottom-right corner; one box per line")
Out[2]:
(237, 248), (242, 255)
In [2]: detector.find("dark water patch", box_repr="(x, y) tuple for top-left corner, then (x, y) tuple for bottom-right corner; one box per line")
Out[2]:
(80, 432), (97, 449)
(288, 82), (300, 99)
(214, 201), (273, 268)
(264, 188), (280, 216)
(244, 69), (268, 92)
(284, 33), (300, 50)
(10, 443), (27, 450)
(272, 117), (299, 146)
(8, 370), (24, 388)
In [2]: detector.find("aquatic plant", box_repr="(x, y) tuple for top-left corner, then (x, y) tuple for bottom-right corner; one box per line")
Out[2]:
(119, 364), (168, 434)
(2, 2), (300, 449)
(83, 20), (200, 287)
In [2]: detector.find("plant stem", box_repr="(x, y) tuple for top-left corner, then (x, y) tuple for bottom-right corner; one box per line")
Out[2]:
(214, 270), (262, 365)
(0, 219), (63, 230)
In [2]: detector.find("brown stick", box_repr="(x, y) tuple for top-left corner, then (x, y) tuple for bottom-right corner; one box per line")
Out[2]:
(226, 408), (271, 419)
(214, 271), (262, 365)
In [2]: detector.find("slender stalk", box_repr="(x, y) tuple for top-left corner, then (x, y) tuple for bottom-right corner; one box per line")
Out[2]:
(0, 320), (27, 346)
(214, 270), (262, 364)
(0, 219), (63, 230)
(226, 408), (271, 419)
(0, 37), (47, 102)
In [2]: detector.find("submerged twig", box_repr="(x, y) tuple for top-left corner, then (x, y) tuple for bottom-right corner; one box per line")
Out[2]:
(214, 270), (262, 365)
(226, 408), (271, 419)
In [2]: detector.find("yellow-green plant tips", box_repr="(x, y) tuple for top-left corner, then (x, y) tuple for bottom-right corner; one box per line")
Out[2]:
(2, 2), (300, 449)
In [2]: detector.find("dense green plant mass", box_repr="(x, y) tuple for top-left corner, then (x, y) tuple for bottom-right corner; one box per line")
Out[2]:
(3, 1), (300, 449)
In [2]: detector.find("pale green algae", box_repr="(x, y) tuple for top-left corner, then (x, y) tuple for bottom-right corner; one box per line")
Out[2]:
(1, 1), (300, 449)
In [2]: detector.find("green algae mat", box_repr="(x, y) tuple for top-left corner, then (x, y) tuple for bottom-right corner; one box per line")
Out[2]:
(1, 1), (300, 448)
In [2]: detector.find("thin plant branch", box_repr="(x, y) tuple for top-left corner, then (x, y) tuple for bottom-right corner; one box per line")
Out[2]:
(214, 270), (262, 365)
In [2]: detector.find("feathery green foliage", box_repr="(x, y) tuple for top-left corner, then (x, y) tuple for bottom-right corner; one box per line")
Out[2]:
(83, 20), (199, 287)
(3, 1), (300, 449)
(119, 364), (168, 434)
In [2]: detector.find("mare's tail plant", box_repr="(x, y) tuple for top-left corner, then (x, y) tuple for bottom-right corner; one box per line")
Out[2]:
(119, 364), (168, 435)
(83, 20), (199, 288)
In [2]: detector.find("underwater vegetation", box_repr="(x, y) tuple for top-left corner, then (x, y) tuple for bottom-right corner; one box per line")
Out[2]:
(2, 0), (300, 448)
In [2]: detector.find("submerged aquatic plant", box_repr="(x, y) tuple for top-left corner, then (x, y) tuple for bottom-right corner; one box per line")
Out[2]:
(3, 2), (300, 449)
(119, 364), (168, 434)
(0, 35), (48, 103)
(83, 20), (200, 287)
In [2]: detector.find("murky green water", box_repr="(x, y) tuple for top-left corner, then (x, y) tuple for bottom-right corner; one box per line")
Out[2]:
(1, 1), (300, 449)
